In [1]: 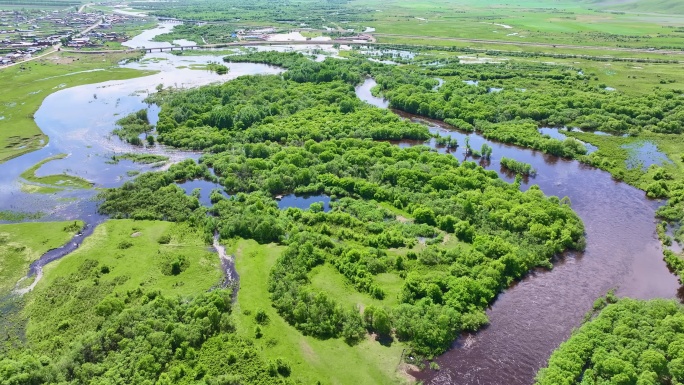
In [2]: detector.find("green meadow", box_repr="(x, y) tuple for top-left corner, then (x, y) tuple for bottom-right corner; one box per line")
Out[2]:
(228, 239), (410, 385)
(354, 0), (684, 50)
(0, 220), (82, 295)
(22, 220), (223, 352)
(0, 52), (154, 164)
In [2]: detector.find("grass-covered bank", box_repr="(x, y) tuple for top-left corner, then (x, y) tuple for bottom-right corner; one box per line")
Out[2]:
(229, 239), (409, 385)
(24, 220), (223, 350)
(0, 52), (154, 164)
(0, 220), (83, 353)
(0, 221), (82, 295)
(0, 220), (295, 385)
(19, 154), (92, 193)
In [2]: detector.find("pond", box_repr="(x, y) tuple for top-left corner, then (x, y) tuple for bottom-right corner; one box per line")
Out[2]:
(623, 141), (672, 171)
(277, 194), (331, 212)
(176, 178), (229, 207)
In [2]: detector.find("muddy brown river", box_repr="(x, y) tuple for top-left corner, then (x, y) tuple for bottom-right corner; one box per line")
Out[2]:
(355, 79), (682, 384)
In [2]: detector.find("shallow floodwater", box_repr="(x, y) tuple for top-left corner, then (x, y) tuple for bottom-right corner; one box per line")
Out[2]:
(623, 141), (672, 171)
(122, 22), (197, 49)
(0, 53), (282, 223)
(356, 81), (682, 385)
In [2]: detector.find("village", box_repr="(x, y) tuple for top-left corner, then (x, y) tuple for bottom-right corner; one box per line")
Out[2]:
(0, 8), (134, 66)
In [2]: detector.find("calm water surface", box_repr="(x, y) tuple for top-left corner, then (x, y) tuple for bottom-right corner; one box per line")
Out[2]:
(0, 53), (282, 222)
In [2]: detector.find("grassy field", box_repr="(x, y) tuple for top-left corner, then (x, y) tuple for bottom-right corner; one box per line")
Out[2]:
(601, 0), (684, 14)
(0, 220), (82, 295)
(352, 0), (684, 50)
(0, 52), (154, 164)
(22, 219), (223, 352)
(19, 153), (92, 193)
(228, 239), (410, 385)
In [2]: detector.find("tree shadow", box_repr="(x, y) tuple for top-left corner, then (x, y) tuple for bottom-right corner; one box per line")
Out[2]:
(375, 333), (394, 347)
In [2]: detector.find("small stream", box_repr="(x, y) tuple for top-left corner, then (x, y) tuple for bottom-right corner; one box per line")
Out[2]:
(356, 79), (681, 385)
(13, 220), (101, 295)
(1, 29), (283, 296)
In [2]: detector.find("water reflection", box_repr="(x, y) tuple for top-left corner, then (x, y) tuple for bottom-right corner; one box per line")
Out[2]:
(177, 179), (229, 207)
(355, 78), (388, 108)
(0, 52), (283, 221)
(277, 194), (331, 212)
(623, 141), (672, 171)
(122, 22), (197, 49)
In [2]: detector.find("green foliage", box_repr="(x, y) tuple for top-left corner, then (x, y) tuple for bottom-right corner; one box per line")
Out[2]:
(98, 159), (209, 221)
(110, 153), (169, 165)
(536, 299), (684, 385)
(147, 73), (429, 153)
(98, 54), (585, 359)
(0, 289), (291, 385)
(152, 24), (237, 45)
(130, 0), (370, 25)
(500, 157), (535, 176)
(226, 52), (367, 85)
(114, 109), (153, 145)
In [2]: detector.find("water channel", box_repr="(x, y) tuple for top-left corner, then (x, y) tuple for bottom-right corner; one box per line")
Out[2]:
(2, 24), (682, 385)
(355, 80), (682, 385)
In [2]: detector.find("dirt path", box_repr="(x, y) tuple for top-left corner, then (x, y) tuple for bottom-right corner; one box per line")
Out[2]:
(13, 269), (42, 295)
(78, 3), (93, 13)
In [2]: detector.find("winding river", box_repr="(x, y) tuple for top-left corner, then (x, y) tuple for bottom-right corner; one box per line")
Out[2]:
(2, 24), (682, 384)
(355, 79), (682, 384)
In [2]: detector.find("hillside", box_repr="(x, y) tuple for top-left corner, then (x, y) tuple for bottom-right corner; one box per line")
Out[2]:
(593, 0), (684, 14)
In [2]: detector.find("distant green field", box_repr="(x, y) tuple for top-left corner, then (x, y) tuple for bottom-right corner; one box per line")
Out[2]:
(352, 0), (684, 49)
(596, 0), (684, 15)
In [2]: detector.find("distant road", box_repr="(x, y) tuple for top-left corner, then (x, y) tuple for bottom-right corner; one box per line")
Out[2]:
(373, 33), (684, 55)
(63, 37), (684, 61)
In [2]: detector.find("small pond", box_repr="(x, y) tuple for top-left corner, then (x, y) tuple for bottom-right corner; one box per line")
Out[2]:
(277, 194), (331, 212)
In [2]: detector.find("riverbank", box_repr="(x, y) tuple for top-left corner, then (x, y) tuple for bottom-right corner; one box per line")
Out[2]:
(0, 51), (152, 164)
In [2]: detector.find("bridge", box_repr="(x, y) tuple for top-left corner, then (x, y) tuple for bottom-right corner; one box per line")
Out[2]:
(141, 39), (372, 53)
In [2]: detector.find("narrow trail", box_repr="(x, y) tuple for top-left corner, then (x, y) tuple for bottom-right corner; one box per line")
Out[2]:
(78, 3), (93, 13)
